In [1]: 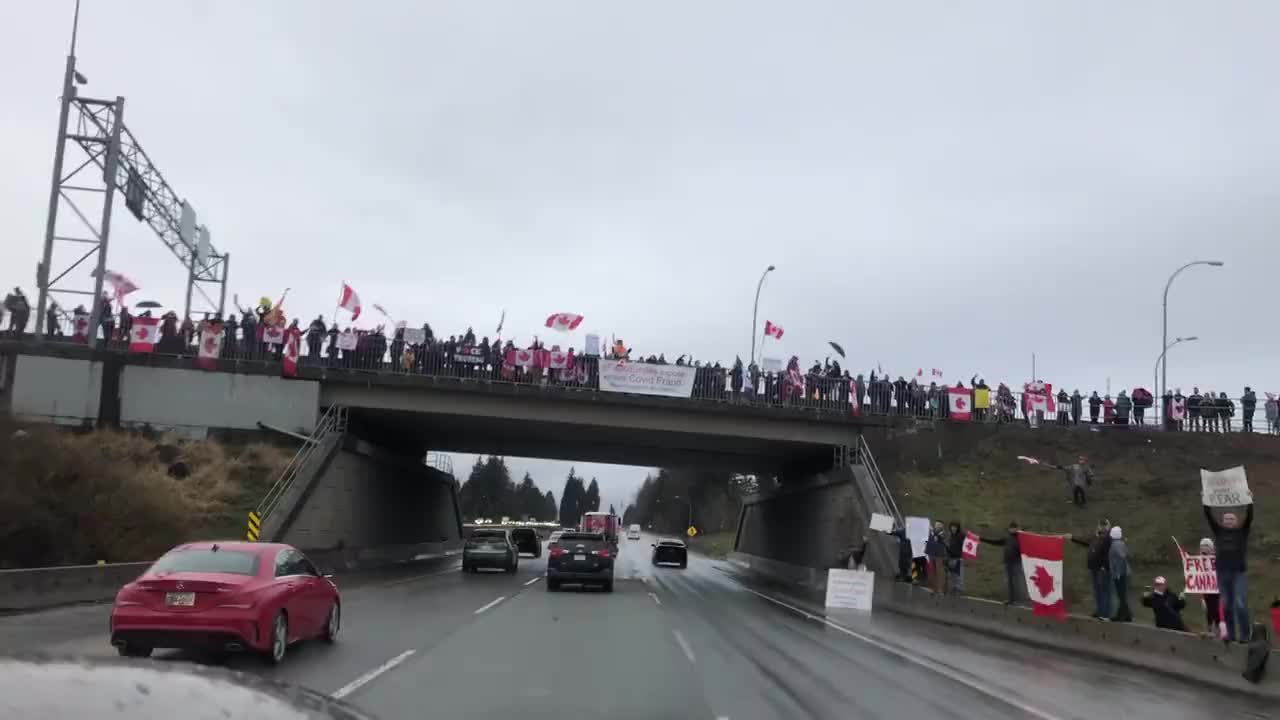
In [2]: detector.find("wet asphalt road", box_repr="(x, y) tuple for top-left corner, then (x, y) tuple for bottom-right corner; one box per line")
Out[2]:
(0, 535), (1272, 720)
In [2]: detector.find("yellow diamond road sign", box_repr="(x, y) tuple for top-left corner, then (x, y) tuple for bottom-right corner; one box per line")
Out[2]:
(686, 526), (698, 538)
(246, 511), (262, 541)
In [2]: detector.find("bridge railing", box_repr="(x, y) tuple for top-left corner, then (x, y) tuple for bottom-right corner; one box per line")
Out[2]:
(255, 404), (347, 528)
(7, 326), (1274, 433)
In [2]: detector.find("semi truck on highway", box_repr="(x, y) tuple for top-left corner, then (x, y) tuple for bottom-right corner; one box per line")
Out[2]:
(580, 512), (619, 548)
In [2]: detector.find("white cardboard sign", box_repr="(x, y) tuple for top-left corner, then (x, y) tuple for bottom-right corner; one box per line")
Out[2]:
(1201, 466), (1252, 507)
(825, 569), (875, 611)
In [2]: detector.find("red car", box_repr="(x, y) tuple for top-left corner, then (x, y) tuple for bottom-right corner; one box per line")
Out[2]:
(110, 541), (340, 664)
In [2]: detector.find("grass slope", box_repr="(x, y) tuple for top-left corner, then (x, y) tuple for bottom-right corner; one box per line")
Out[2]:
(0, 422), (292, 568)
(894, 427), (1280, 631)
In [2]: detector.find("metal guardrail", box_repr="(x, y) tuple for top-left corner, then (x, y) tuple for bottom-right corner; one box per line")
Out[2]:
(255, 404), (347, 523)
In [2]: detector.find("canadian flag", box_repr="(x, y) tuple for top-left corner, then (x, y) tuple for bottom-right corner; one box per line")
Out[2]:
(961, 531), (980, 560)
(338, 283), (362, 321)
(128, 317), (161, 352)
(848, 378), (861, 416)
(545, 313), (584, 332)
(1024, 382), (1056, 415)
(547, 349), (574, 370)
(1171, 396), (1187, 421)
(262, 326), (285, 345)
(102, 270), (139, 303)
(282, 329), (301, 378)
(510, 348), (536, 367)
(1019, 532), (1067, 620)
(72, 311), (90, 343)
(763, 321), (783, 339)
(947, 386), (972, 421)
(197, 328), (223, 370)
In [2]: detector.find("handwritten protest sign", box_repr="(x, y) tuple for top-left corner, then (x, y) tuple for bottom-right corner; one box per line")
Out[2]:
(825, 568), (875, 611)
(1172, 537), (1218, 594)
(1201, 466), (1252, 507)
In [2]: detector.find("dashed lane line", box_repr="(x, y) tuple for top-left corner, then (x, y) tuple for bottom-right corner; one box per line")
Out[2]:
(474, 595), (507, 615)
(672, 629), (696, 664)
(648, 592), (663, 606)
(331, 649), (416, 700)
(524, 576), (542, 586)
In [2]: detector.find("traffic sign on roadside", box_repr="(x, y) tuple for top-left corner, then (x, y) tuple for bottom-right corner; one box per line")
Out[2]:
(246, 511), (261, 541)
(687, 526), (698, 538)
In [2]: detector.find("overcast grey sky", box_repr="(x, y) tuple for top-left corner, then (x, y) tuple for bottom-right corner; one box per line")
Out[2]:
(4, 2), (1277, 507)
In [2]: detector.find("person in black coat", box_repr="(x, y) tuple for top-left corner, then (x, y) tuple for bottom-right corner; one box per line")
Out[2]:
(1142, 576), (1189, 631)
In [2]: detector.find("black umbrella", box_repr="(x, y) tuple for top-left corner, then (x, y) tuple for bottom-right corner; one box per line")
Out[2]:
(828, 341), (846, 358)
(135, 300), (162, 309)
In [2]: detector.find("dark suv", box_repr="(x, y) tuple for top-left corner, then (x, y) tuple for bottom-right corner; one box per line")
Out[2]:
(546, 532), (614, 592)
(463, 529), (518, 573)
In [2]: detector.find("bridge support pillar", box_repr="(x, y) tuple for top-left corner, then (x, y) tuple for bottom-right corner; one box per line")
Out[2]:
(279, 436), (463, 553)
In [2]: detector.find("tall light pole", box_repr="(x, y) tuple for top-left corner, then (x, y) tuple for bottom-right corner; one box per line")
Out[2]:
(1154, 336), (1198, 404)
(749, 265), (775, 366)
(1161, 261), (1222, 407)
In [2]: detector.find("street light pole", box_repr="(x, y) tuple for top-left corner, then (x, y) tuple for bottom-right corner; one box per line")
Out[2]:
(1153, 336), (1198, 404)
(1161, 261), (1222, 410)
(749, 265), (776, 366)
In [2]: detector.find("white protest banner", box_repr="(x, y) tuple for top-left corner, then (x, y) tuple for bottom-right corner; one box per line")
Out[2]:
(1180, 551), (1218, 595)
(868, 512), (894, 533)
(337, 330), (358, 351)
(905, 516), (930, 559)
(597, 360), (696, 398)
(584, 333), (600, 357)
(402, 328), (425, 345)
(761, 357), (783, 373)
(1200, 466), (1252, 507)
(825, 568), (875, 611)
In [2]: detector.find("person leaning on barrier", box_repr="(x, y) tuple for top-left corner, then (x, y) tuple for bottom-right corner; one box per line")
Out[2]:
(1141, 575), (1189, 632)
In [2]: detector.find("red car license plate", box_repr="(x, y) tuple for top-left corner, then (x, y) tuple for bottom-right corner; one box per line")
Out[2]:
(165, 592), (195, 607)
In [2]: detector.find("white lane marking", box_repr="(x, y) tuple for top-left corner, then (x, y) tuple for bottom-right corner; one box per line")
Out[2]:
(331, 649), (416, 700)
(648, 591), (662, 606)
(524, 576), (542, 586)
(741, 588), (1064, 720)
(672, 629), (696, 664)
(382, 566), (461, 586)
(474, 595), (507, 614)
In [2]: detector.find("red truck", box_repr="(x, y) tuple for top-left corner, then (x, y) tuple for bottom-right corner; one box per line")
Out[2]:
(580, 512), (619, 549)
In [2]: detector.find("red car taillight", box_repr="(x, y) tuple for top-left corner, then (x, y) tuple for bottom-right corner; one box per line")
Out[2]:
(549, 546), (567, 557)
(593, 549), (611, 559)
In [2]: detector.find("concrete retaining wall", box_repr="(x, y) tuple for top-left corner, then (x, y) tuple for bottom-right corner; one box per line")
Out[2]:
(732, 550), (1279, 698)
(118, 365), (319, 438)
(0, 542), (464, 613)
(736, 469), (859, 569)
(8, 355), (102, 425)
(0, 562), (149, 611)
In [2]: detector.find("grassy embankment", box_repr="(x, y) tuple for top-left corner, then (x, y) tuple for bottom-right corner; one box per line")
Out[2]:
(0, 422), (293, 568)
(686, 530), (736, 559)
(894, 428), (1280, 632)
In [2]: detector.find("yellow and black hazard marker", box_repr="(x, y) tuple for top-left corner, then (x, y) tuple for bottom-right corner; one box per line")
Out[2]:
(246, 511), (262, 541)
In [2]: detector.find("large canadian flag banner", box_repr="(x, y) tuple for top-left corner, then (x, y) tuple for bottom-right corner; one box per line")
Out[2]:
(129, 317), (161, 353)
(197, 329), (223, 370)
(947, 386), (972, 421)
(1019, 532), (1067, 620)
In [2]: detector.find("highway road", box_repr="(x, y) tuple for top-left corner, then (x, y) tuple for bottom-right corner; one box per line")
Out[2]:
(0, 535), (1272, 720)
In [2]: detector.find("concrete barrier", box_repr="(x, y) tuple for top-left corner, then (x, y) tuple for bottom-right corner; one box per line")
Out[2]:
(0, 563), (150, 612)
(0, 542), (464, 613)
(730, 551), (1279, 698)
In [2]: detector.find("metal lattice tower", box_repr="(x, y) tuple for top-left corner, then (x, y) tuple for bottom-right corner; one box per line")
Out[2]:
(35, 26), (228, 346)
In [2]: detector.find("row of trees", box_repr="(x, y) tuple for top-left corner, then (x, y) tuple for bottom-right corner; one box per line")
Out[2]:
(621, 468), (764, 537)
(457, 457), (615, 526)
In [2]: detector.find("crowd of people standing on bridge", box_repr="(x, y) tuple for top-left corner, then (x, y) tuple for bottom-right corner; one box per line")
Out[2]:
(6, 285), (1278, 434)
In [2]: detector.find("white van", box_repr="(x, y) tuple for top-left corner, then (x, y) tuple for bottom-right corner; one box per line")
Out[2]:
(626, 524), (642, 540)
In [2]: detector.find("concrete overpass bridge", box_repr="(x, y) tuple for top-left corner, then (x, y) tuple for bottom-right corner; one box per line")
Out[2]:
(1, 340), (905, 576)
